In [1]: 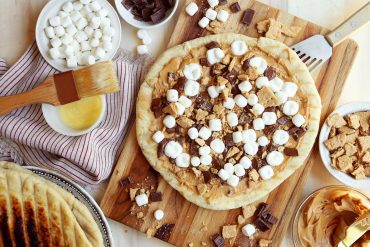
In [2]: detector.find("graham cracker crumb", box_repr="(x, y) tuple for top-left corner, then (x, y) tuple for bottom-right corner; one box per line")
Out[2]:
(256, 18), (300, 39)
(226, 146), (240, 159)
(327, 113), (347, 128)
(196, 109), (209, 121)
(324, 133), (347, 151)
(337, 155), (353, 172)
(249, 169), (260, 182)
(348, 114), (361, 129)
(177, 116), (194, 128)
(259, 239), (272, 247)
(357, 136), (370, 152)
(238, 215), (246, 225)
(257, 86), (280, 107)
(137, 212), (144, 219)
(242, 204), (257, 219)
(344, 143), (357, 156)
(163, 103), (180, 117)
(222, 225), (237, 239)
(129, 188), (139, 201)
(362, 152), (370, 163)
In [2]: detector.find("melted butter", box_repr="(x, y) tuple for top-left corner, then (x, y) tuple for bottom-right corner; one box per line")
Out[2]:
(58, 96), (102, 130)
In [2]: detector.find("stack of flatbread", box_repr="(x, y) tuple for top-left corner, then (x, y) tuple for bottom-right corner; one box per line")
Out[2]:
(0, 161), (103, 247)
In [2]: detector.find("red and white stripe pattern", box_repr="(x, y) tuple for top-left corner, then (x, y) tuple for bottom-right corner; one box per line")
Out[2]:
(0, 42), (146, 184)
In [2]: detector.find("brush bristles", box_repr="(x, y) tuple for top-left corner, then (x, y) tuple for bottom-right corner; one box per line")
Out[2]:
(74, 61), (120, 98)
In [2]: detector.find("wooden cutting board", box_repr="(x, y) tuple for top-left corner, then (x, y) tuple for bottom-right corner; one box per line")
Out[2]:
(100, 0), (358, 246)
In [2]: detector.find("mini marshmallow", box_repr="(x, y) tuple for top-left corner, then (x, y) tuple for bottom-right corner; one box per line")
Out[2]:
(174, 103), (185, 116)
(49, 16), (61, 27)
(224, 163), (234, 175)
(90, 1), (101, 11)
(76, 18), (88, 30)
(266, 151), (284, 166)
(75, 30), (88, 42)
(100, 17), (111, 28)
(185, 2), (199, 16)
(191, 156), (201, 167)
(238, 80), (252, 92)
(90, 38), (100, 48)
(187, 127), (199, 140)
(223, 97), (235, 110)
(102, 40), (113, 51)
(61, 16), (72, 28)
(242, 129), (256, 143)
(81, 0), (92, 6)
(258, 165), (274, 180)
(166, 89), (179, 102)
(102, 35), (112, 42)
(227, 175), (239, 187)
(152, 131), (165, 143)
(239, 156), (252, 169)
(163, 115), (176, 128)
(135, 193), (148, 206)
(164, 141), (183, 159)
(198, 127), (212, 140)
(257, 136), (269, 147)
(82, 7), (93, 16)
(198, 17), (210, 28)
(205, 8), (217, 20)
(217, 10), (229, 23)
(66, 24), (78, 35)
(93, 29), (102, 38)
(49, 47), (61, 59)
(103, 26), (114, 37)
(244, 141), (259, 155)
(247, 94), (259, 106)
(199, 145), (211, 156)
(97, 8), (108, 18)
(62, 2), (74, 12)
(262, 112), (277, 125)
(178, 96), (192, 108)
(137, 29), (149, 39)
(61, 34), (73, 45)
(54, 26), (65, 37)
(253, 118), (265, 130)
(85, 54), (95, 65)
(50, 37), (62, 48)
(142, 36), (152, 45)
(234, 94), (248, 108)
(210, 138), (225, 154)
(209, 118), (222, 132)
(176, 153), (190, 168)
(252, 103), (265, 116)
(207, 48), (225, 65)
(256, 76), (269, 89)
(242, 224), (256, 237)
(94, 47), (105, 60)
(207, 86), (219, 99)
(276, 91), (288, 104)
(282, 82), (298, 97)
(231, 40), (248, 56)
(283, 100), (299, 116)
(137, 45), (148, 55)
(66, 56), (78, 68)
(232, 131), (243, 143)
(273, 129), (289, 145)
(227, 113), (238, 127)
(183, 63), (202, 81)
(84, 26), (94, 37)
(154, 209), (164, 220)
(58, 11), (68, 18)
(184, 80), (200, 97)
(218, 169), (230, 181)
(45, 26), (55, 38)
(80, 40), (91, 52)
(63, 45), (74, 57)
(234, 163), (245, 177)
(269, 77), (284, 92)
(70, 11), (82, 22)
(207, 0), (219, 8)
(249, 57), (267, 74)
(292, 114), (305, 127)
(200, 155), (212, 166)
(90, 17), (101, 29)
(58, 47), (67, 59)
(73, 1), (83, 11)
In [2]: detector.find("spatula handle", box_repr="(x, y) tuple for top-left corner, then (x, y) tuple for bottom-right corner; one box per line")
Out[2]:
(0, 78), (58, 116)
(326, 2), (370, 46)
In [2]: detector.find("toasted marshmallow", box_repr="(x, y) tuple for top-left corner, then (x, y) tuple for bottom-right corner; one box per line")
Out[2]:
(184, 80), (200, 97)
(218, 169), (230, 181)
(135, 193), (148, 206)
(152, 131), (165, 143)
(256, 76), (269, 89)
(183, 63), (202, 81)
(188, 127), (199, 140)
(178, 96), (192, 108)
(207, 48), (225, 65)
(223, 97), (235, 110)
(242, 224), (256, 237)
(234, 163), (245, 177)
(224, 163), (235, 175)
(266, 151), (284, 166)
(209, 118), (222, 131)
(262, 112), (277, 125)
(217, 9), (229, 23)
(238, 80), (252, 92)
(276, 91), (288, 104)
(258, 165), (274, 180)
(200, 154), (212, 166)
(227, 113), (238, 127)
(242, 129), (256, 143)
(247, 94), (259, 106)
(154, 209), (164, 220)
(269, 77), (284, 92)
(227, 175), (239, 187)
(205, 8), (217, 20)
(207, 86), (220, 99)
(232, 131), (243, 143)
(207, 0), (219, 8)
(239, 156), (252, 169)
(252, 103), (265, 116)
(163, 115), (176, 128)
(253, 118), (265, 130)
(273, 129), (289, 145)
(283, 100), (299, 116)
(198, 127), (212, 140)
(191, 156), (201, 167)
(176, 153), (190, 168)
(199, 145), (211, 156)
(282, 82), (298, 97)
(185, 2), (199, 16)
(210, 138), (225, 154)
(166, 89), (179, 102)
(164, 141), (183, 159)
(234, 94), (248, 108)
(249, 57), (267, 74)
(244, 141), (259, 155)
(257, 136), (269, 147)
(198, 17), (210, 28)
(231, 40), (248, 56)
(292, 114), (305, 127)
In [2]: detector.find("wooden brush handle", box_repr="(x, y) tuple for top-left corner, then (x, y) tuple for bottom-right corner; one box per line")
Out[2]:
(0, 77), (58, 116)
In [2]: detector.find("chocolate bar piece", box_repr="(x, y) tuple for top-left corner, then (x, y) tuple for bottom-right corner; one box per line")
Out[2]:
(241, 8), (255, 26)
(154, 224), (175, 241)
(122, 0), (172, 24)
(149, 191), (163, 202)
(229, 2), (241, 13)
(213, 234), (225, 247)
(120, 176), (133, 186)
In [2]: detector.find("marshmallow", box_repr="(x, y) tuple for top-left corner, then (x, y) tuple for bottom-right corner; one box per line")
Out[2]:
(227, 175), (239, 187)
(276, 91), (288, 104)
(137, 45), (149, 55)
(234, 163), (245, 177)
(84, 54), (95, 65)
(93, 29), (102, 39)
(207, 48), (225, 65)
(63, 45), (74, 57)
(217, 10), (229, 23)
(90, 38), (100, 48)
(252, 103), (265, 115)
(90, 17), (101, 29)
(242, 129), (256, 143)
(224, 163), (234, 175)
(231, 40), (248, 56)
(183, 63), (202, 81)
(178, 96), (192, 108)
(207, 0), (219, 8)
(49, 16), (61, 27)
(163, 115), (176, 128)
(100, 17), (111, 28)
(205, 9), (217, 20)
(249, 57), (267, 74)
(80, 40), (91, 52)
(199, 145), (211, 156)
(70, 11), (82, 22)
(58, 11), (68, 18)
(50, 37), (62, 48)
(45, 26), (55, 38)
(154, 209), (164, 221)
(61, 16), (72, 28)
(253, 118), (265, 130)
(207, 86), (219, 99)
(101, 35), (111, 42)
(58, 47), (67, 59)
(198, 127), (212, 140)
(188, 127), (199, 140)
(247, 94), (259, 106)
(282, 82), (298, 97)
(137, 29), (149, 40)
(76, 18), (88, 30)
(84, 26), (94, 37)
(54, 26), (66, 37)
(258, 165), (274, 180)
(86, 12), (96, 21)
(239, 156), (252, 169)
(62, 2), (74, 12)
(257, 136), (269, 147)
(66, 56), (77, 68)
(242, 224), (256, 237)
(234, 94), (248, 108)
(176, 153), (190, 168)
(73, 1), (83, 11)
(283, 100), (299, 116)
(82, 1), (92, 8)
(292, 114), (305, 127)
(164, 141), (183, 159)
(94, 47), (105, 60)
(61, 34), (73, 45)
(238, 81), (252, 92)
(166, 89), (179, 103)
(262, 112), (277, 125)
(200, 155), (212, 166)
(135, 193), (148, 206)
(244, 141), (259, 155)
(103, 26), (114, 37)
(269, 77), (284, 92)
(223, 97), (235, 110)
(209, 118), (222, 132)
(256, 76), (269, 89)
(102, 40), (113, 51)
(185, 2), (199, 16)
(152, 131), (165, 143)
(273, 129), (289, 145)
(266, 151), (284, 166)
(226, 113), (238, 127)
(75, 30), (88, 42)
(49, 47), (61, 59)
(184, 80), (200, 97)
(198, 17), (210, 28)
(97, 8), (108, 18)
(210, 138), (225, 154)
(66, 24), (78, 35)
(142, 36), (152, 45)
(218, 169), (230, 181)
(90, 1), (101, 11)
(191, 156), (201, 167)
(232, 131), (243, 143)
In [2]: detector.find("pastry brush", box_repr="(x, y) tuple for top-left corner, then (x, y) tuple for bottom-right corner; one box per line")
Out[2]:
(0, 61), (119, 116)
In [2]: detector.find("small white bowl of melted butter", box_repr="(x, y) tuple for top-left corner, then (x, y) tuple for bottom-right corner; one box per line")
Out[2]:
(42, 95), (106, 136)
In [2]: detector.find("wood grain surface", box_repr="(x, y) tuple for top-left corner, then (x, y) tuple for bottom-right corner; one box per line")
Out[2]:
(100, 1), (358, 246)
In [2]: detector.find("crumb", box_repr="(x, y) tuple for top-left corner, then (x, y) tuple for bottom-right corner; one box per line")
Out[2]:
(129, 188), (139, 201)
(259, 239), (272, 247)
(256, 18), (301, 39)
(242, 204), (257, 219)
(222, 225), (237, 239)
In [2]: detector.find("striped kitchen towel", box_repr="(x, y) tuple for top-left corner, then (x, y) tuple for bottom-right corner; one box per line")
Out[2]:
(0, 42), (147, 184)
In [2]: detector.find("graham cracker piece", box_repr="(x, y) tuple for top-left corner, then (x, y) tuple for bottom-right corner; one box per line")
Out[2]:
(249, 169), (260, 182)
(324, 133), (347, 151)
(357, 136), (370, 152)
(226, 146), (240, 159)
(196, 109), (209, 121)
(177, 116), (194, 128)
(197, 184), (208, 195)
(337, 155), (353, 172)
(364, 165), (370, 176)
(348, 114), (361, 129)
(238, 215), (246, 225)
(246, 67), (259, 80)
(256, 19), (270, 33)
(222, 225), (237, 239)
(257, 86), (280, 107)
(259, 239), (272, 247)
(362, 152), (370, 163)
(344, 143), (357, 156)
(352, 165), (366, 179)
(346, 131), (359, 144)
(264, 19), (284, 39)
(129, 188), (139, 201)
(338, 126), (356, 135)
(281, 25), (301, 37)
(326, 113), (347, 128)
(257, 18), (301, 40)
(163, 103), (180, 117)
(330, 148), (344, 159)
(213, 104), (224, 115)
(242, 204), (257, 219)
(356, 111), (370, 131)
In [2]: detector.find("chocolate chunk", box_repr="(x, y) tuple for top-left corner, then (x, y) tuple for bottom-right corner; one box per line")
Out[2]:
(205, 136), (214, 146)
(200, 57), (210, 67)
(284, 147), (299, 156)
(224, 69), (238, 83)
(224, 133), (234, 148)
(264, 106), (277, 112)
(122, 0), (134, 9)
(254, 217), (271, 232)
(157, 139), (169, 157)
(253, 203), (278, 232)
(120, 176), (132, 186)
(154, 223), (175, 241)
(252, 158), (266, 170)
(229, 2), (241, 13)
(239, 112), (253, 126)
(263, 124), (278, 136)
(172, 76), (186, 93)
(124, 0), (172, 24)
(142, 8), (153, 21)
(166, 127), (176, 134)
(151, 8), (166, 23)
(266, 142), (278, 152)
(241, 8), (255, 25)
(257, 146), (265, 156)
(194, 92), (213, 112)
(256, 203), (269, 217)
(151, 97), (168, 118)
(212, 157), (222, 170)
(206, 41), (221, 49)
(242, 56), (254, 70)
(219, 0), (228, 5)
(203, 171), (212, 183)
(266, 213), (278, 224)
(277, 116), (291, 125)
(189, 140), (199, 156)
(289, 126), (307, 141)
(231, 85), (241, 95)
(149, 191), (162, 202)
(213, 234), (225, 247)
(264, 66), (276, 80)
(168, 72), (178, 80)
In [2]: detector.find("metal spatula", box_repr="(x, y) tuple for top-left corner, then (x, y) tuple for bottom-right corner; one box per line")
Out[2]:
(291, 2), (370, 73)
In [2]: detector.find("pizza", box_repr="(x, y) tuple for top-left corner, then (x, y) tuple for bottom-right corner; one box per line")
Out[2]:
(136, 33), (321, 210)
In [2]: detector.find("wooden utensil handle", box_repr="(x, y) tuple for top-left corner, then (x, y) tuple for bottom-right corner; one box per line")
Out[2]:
(0, 78), (57, 116)
(326, 2), (370, 46)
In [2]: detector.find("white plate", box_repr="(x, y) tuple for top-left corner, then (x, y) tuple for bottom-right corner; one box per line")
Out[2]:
(35, 0), (121, 71)
(25, 166), (113, 247)
(319, 101), (370, 189)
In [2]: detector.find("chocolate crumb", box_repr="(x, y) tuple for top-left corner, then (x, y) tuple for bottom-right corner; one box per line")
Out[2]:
(154, 223), (175, 241)
(151, 97), (168, 118)
(284, 147), (299, 156)
(213, 233), (225, 247)
(168, 72), (178, 80)
(219, 0), (228, 5)
(264, 66), (276, 80)
(224, 133), (234, 148)
(173, 76), (186, 93)
(149, 191), (163, 202)
(206, 41), (221, 49)
(253, 203), (278, 232)
(241, 8), (255, 25)
(229, 2), (241, 13)
(157, 139), (169, 157)
(120, 176), (132, 186)
(263, 124), (278, 136)
(200, 58), (210, 67)
(277, 116), (291, 125)
(203, 170), (213, 183)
